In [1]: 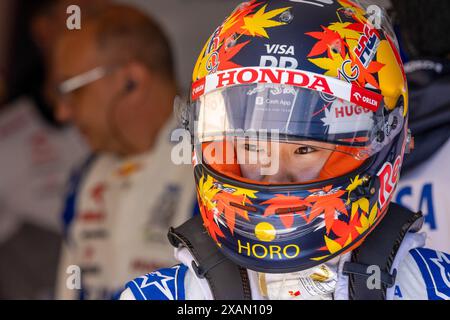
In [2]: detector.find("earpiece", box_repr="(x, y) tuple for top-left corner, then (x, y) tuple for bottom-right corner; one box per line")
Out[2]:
(125, 79), (136, 93)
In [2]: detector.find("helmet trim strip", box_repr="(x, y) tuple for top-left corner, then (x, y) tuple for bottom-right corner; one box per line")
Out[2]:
(191, 67), (383, 112)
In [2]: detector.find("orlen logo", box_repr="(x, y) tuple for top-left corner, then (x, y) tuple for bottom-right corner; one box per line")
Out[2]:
(363, 96), (377, 107)
(191, 78), (206, 100)
(353, 92), (377, 107)
(351, 85), (382, 112)
(377, 156), (402, 208)
(353, 92), (362, 101)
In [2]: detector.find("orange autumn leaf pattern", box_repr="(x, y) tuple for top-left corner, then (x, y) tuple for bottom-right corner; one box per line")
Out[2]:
(197, 174), (257, 242)
(321, 199), (380, 256)
(306, 0), (386, 89)
(197, 169), (381, 260)
(193, 1), (289, 81)
(262, 194), (311, 228)
(306, 26), (348, 59)
(306, 186), (348, 234)
(329, 211), (362, 248)
(197, 175), (223, 244)
(241, 4), (290, 38)
(219, 0), (261, 41)
(217, 40), (251, 71)
(352, 57), (385, 89)
(213, 191), (251, 235)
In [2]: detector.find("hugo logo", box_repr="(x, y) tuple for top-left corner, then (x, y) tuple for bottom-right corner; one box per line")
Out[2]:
(335, 104), (371, 118)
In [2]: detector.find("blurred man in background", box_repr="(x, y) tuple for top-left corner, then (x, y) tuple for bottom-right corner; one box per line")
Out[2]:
(392, 0), (450, 252)
(0, 0), (107, 299)
(52, 4), (196, 300)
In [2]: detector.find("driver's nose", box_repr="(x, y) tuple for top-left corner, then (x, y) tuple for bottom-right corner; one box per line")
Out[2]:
(260, 146), (298, 184)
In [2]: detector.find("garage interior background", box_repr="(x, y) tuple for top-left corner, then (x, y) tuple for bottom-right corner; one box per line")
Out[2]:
(0, 0), (392, 98)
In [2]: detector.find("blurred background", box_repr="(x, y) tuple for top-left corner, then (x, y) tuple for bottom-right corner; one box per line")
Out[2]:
(0, 0), (250, 300)
(0, 0), (396, 99)
(0, 0), (252, 101)
(0, 0), (448, 300)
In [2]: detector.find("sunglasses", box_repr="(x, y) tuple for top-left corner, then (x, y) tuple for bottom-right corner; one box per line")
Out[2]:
(56, 65), (117, 96)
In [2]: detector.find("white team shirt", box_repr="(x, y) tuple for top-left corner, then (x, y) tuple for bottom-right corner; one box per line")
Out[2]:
(395, 139), (450, 252)
(120, 231), (450, 300)
(0, 97), (88, 243)
(56, 117), (197, 300)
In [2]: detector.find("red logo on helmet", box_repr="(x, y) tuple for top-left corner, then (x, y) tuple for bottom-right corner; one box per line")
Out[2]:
(377, 156), (402, 208)
(191, 78), (206, 100)
(216, 68), (334, 95)
(350, 85), (382, 112)
(205, 26), (223, 74)
(354, 24), (380, 68)
(334, 104), (371, 118)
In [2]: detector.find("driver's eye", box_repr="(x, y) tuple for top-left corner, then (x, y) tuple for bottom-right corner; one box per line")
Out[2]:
(244, 143), (265, 153)
(295, 146), (317, 155)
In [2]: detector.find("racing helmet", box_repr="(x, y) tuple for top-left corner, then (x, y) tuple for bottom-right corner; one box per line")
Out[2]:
(182, 0), (410, 273)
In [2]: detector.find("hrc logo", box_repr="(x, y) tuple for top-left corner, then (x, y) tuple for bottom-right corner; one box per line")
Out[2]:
(354, 24), (380, 68)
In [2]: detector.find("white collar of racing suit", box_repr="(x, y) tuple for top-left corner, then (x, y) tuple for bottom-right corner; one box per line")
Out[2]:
(174, 231), (426, 300)
(105, 115), (179, 171)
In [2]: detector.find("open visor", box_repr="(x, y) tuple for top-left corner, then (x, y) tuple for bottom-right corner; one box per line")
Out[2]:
(191, 83), (404, 185)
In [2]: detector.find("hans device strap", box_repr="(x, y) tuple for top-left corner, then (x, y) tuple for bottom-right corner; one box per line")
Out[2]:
(343, 203), (423, 300)
(167, 215), (252, 300)
(168, 203), (422, 300)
